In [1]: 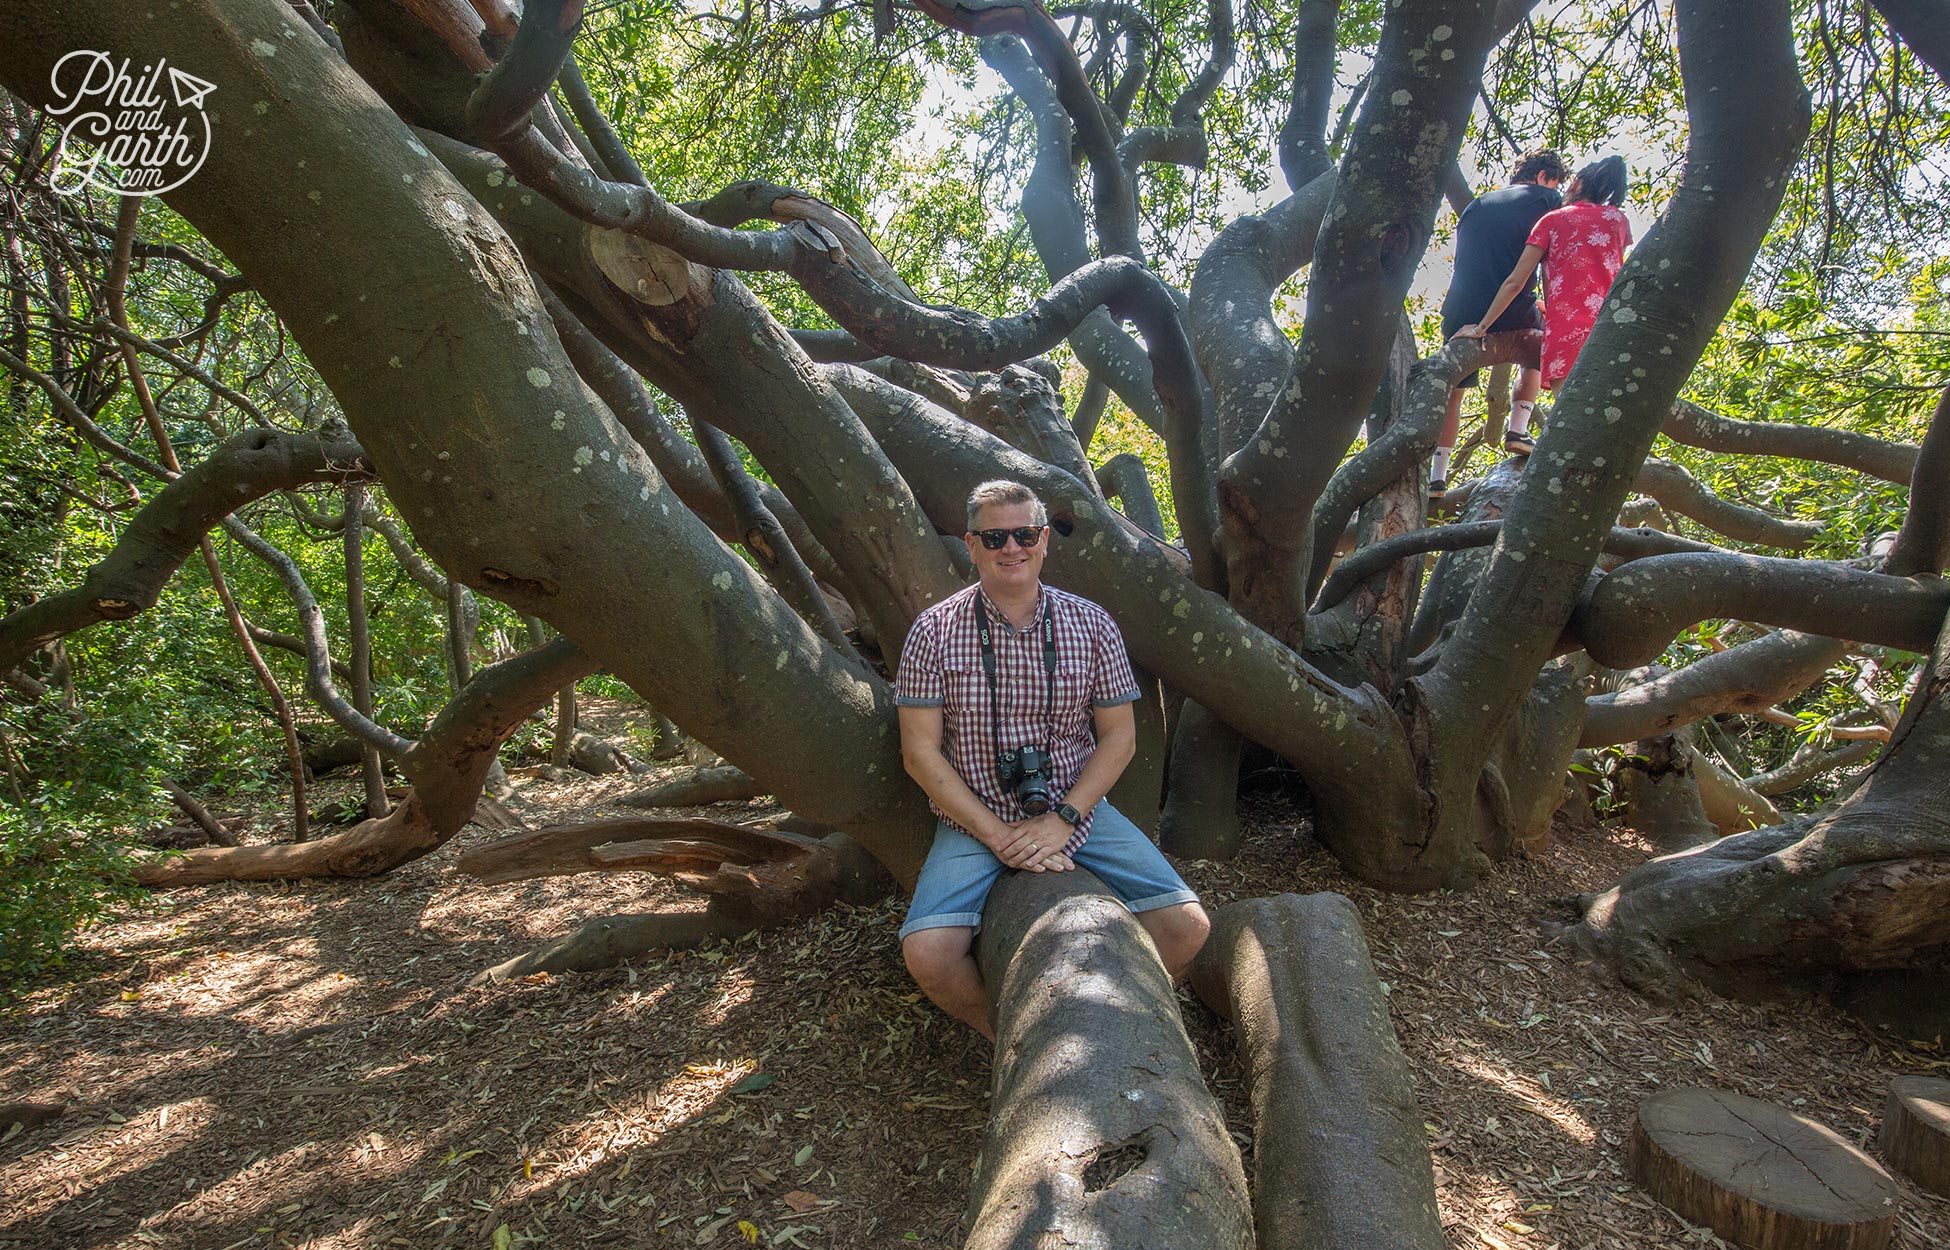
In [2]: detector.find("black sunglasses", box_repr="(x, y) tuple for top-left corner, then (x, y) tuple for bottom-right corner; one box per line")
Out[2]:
(973, 525), (1046, 550)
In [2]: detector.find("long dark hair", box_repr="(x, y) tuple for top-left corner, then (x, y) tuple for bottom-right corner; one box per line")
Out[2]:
(1570, 155), (1629, 207)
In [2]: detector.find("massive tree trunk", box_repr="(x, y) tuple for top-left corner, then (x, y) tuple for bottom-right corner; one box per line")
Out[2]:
(0, 0), (938, 883)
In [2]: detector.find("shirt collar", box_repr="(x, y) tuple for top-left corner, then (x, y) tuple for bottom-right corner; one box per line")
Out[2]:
(979, 584), (1049, 634)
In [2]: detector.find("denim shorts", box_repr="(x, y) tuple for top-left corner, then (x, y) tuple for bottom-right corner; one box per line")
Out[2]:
(898, 801), (1199, 940)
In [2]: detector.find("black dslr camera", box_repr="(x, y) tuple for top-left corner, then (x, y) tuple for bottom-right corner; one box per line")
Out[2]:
(997, 745), (1053, 815)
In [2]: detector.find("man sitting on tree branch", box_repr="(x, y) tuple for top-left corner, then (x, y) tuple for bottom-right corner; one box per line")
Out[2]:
(896, 479), (1210, 1040)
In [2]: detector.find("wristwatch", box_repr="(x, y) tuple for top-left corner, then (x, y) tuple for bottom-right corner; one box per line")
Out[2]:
(1054, 801), (1083, 828)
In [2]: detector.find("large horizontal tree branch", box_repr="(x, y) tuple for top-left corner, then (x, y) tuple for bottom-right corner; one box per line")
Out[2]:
(1664, 398), (1918, 485)
(0, 425), (369, 676)
(1579, 630), (1850, 748)
(1571, 554), (1948, 670)
(1745, 736), (1880, 796)
(1634, 457), (1822, 550)
(1314, 521), (1721, 615)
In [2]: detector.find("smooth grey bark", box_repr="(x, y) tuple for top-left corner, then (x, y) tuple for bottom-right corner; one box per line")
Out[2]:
(1192, 894), (1444, 1250)
(968, 869), (1251, 1250)
(1869, 0), (1950, 83)
(1157, 700), (1245, 860)
(1580, 631), (1850, 748)
(1410, 0), (1811, 884)
(1614, 733), (1721, 852)
(1571, 554), (1947, 671)
(1093, 453), (1165, 540)
(1632, 458), (1822, 550)
(1664, 398), (1918, 486)
(0, 0), (937, 882)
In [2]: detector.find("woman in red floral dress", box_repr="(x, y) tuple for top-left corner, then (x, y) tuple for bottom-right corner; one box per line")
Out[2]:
(1456, 156), (1633, 425)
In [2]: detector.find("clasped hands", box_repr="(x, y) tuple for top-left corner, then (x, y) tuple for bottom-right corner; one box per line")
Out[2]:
(980, 811), (1076, 872)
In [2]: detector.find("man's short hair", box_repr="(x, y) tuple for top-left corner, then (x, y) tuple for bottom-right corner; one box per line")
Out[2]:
(1509, 148), (1567, 184)
(966, 480), (1048, 530)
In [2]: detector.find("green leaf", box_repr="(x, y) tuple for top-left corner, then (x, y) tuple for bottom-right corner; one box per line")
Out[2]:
(729, 1072), (775, 1095)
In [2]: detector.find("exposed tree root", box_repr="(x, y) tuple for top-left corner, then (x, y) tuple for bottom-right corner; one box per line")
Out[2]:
(466, 823), (892, 981)
(1192, 893), (1443, 1250)
(472, 902), (762, 985)
(135, 641), (595, 887)
(966, 869), (1251, 1250)
(617, 764), (765, 808)
(1613, 734), (1721, 852)
(1567, 611), (1950, 1000)
(563, 730), (645, 776)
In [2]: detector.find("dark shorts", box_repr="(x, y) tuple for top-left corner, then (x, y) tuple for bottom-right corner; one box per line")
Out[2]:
(1441, 300), (1543, 388)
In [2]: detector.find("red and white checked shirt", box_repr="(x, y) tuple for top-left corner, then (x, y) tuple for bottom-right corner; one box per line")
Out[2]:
(895, 582), (1140, 854)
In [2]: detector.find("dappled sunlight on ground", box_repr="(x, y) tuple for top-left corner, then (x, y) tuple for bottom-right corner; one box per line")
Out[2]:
(3, 728), (1948, 1247)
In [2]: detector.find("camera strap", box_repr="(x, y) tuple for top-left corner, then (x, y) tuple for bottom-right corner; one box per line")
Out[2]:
(972, 588), (1058, 767)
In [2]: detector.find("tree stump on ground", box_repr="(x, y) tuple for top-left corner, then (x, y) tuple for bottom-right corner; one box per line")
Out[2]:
(1630, 1087), (1900, 1250)
(1878, 1076), (1950, 1197)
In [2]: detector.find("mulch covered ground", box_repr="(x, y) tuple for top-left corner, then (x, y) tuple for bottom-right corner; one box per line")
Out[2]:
(3, 715), (1947, 1249)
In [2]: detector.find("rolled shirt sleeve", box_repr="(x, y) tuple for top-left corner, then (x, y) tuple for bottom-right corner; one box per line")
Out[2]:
(894, 612), (947, 707)
(1089, 612), (1141, 707)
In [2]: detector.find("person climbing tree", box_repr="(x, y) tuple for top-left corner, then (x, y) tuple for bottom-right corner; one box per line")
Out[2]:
(1457, 155), (1636, 402)
(1431, 148), (1566, 500)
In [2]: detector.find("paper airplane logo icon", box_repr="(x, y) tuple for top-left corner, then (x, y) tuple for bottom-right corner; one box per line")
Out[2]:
(167, 66), (216, 110)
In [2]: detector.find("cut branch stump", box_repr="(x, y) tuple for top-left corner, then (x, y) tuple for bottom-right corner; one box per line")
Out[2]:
(1878, 1076), (1950, 1197)
(1629, 1087), (1900, 1250)
(967, 869), (1251, 1250)
(1191, 892), (1443, 1250)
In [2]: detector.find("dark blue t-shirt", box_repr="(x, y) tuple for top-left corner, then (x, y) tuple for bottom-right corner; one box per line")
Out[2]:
(1441, 182), (1561, 327)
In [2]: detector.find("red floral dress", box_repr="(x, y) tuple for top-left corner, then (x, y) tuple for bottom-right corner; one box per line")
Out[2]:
(1527, 201), (1633, 386)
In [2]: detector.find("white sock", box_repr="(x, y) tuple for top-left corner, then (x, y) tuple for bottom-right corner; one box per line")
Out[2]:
(1431, 447), (1453, 481)
(1509, 401), (1536, 437)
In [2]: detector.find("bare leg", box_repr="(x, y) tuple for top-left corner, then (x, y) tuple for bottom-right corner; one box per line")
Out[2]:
(1507, 365), (1543, 452)
(1137, 901), (1212, 982)
(1432, 388), (1465, 480)
(903, 926), (994, 1041)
